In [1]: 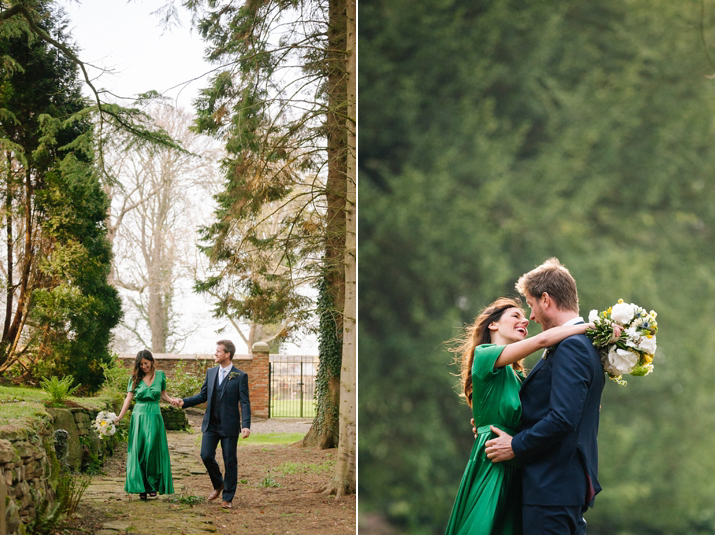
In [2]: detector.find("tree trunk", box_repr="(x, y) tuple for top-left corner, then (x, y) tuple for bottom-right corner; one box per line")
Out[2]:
(148, 280), (168, 353)
(3, 152), (13, 344)
(302, 0), (348, 451)
(5, 168), (33, 357)
(147, 212), (170, 353)
(302, 376), (340, 449)
(321, 0), (356, 498)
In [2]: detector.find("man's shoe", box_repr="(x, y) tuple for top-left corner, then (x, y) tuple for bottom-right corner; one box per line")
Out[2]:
(221, 500), (232, 509)
(208, 485), (223, 501)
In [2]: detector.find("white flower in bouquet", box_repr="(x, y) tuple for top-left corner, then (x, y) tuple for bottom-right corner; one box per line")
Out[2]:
(610, 302), (636, 324)
(637, 336), (657, 354)
(624, 328), (657, 355)
(93, 411), (117, 439)
(586, 299), (658, 385)
(623, 326), (638, 339)
(605, 347), (639, 376)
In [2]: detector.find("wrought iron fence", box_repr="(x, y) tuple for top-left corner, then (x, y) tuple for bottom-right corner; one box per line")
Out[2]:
(269, 355), (318, 418)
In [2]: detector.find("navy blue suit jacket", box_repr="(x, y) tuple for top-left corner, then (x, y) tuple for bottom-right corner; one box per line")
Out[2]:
(511, 332), (605, 507)
(183, 365), (251, 435)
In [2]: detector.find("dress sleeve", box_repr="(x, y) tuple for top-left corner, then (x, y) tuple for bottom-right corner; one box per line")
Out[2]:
(161, 371), (166, 391)
(471, 344), (507, 381)
(127, 376), (134, 393)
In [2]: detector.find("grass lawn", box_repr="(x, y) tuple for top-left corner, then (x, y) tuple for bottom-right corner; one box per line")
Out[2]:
(270, 399), (315, 418)
(0, 385), (115, 425)
(239, 432), (306, 445)
(0, 386), (51, 426)
(0, 385), (50, 402)
(0, 400), (50, 426)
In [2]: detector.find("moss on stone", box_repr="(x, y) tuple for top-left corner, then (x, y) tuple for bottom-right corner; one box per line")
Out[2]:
(46, 409), (82, 472)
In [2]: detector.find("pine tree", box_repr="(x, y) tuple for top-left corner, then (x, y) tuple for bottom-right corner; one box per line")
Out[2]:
(184, 0), (355, 495)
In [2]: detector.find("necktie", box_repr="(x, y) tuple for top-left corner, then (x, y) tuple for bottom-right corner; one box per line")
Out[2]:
(219, 368), (227, 385)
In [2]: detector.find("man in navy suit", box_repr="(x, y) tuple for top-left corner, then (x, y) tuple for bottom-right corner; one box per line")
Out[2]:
(176, 340), (251, 509)
(484, 258), (605, 534)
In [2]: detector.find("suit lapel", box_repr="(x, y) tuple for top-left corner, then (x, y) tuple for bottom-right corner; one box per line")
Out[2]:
(520, 323), (582, 389)
(522, 336), (567, 389)
(521, 352), (548, 389)
(207, 366), (217, 404)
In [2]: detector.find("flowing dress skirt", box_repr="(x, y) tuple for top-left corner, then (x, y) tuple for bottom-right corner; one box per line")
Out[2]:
(444, 425), (521, 535)
(124, 401), (174, 494)
(445, 344), (524, 535)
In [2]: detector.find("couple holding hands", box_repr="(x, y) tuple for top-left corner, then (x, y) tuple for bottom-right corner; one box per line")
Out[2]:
(113, 340), (251, 509)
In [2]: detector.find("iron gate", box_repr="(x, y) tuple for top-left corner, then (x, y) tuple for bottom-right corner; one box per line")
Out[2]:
(268, 355), (317, 418)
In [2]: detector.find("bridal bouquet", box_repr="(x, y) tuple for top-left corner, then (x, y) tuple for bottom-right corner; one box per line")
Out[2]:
(93, 411), (117, 439)
(587, 299), (658, 385)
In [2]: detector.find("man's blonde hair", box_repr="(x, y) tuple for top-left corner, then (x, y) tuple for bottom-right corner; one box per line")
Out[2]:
(515, 257), (579, 312)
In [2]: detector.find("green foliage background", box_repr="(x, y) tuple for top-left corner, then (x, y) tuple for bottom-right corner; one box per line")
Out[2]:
(0, 2), (121, 390)
(358, 1), (715, 533)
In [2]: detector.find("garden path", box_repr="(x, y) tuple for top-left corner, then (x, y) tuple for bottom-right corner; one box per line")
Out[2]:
(76, 412), (355, 535)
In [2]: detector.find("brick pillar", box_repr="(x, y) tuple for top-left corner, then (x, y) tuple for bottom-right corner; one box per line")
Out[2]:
(250, 342), (270, 419)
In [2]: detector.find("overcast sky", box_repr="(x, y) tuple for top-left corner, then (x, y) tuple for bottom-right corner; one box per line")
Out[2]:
(56, 0), (318, 356)
(61, 0), (209, 110)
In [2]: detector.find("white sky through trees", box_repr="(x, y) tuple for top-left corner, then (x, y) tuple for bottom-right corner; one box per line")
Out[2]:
(58, 0), (318, 355)
(62, 0), (207, 108)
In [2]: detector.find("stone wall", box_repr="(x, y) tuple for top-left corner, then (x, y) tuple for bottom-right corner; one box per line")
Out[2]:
(118, 344), (271, 418)
(0, 400), (186, 535)
(161, 405), (189, 431)
(46, 407), (121, 472)
(0, 403), (128, 535)
(0, 409), (58, 535)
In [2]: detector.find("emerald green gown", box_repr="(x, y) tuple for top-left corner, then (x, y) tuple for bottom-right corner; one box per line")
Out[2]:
(125, 371), (174, 495)
(444, 344), (523, 535)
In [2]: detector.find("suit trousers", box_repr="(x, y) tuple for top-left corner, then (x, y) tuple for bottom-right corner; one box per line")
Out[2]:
(200, 427), (239, 502)
(523, 505), (587, 535)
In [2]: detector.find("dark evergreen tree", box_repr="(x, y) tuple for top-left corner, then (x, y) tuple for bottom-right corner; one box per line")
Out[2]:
(0, 0), (121, 390)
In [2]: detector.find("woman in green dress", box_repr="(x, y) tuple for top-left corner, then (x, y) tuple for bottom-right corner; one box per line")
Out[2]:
(114, 350), (179, 500)
(444, 298), (591, 535)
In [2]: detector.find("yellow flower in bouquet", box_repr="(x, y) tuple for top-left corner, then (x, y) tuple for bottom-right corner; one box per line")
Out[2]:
(93, 411), (118, 439)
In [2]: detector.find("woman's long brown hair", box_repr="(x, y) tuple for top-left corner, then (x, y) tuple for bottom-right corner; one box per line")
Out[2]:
(131, 349), (155, 392)
(453, 297), (525, 408)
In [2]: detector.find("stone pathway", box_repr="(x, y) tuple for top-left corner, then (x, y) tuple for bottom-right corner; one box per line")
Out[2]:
(84, 429), (218, 535)
(83, 416), (314, 535)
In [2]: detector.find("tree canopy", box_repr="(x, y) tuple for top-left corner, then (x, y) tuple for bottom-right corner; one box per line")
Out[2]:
(0, 0), (121, 389)
(181, 0), (356, 495)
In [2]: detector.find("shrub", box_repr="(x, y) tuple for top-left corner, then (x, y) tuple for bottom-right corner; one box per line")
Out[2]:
(99, 352), (128, 403)
(40, 376), (79, 405)
(171, 360), (208, 398)
(27, 490), (63, 535)
(56, 472), (91, 515)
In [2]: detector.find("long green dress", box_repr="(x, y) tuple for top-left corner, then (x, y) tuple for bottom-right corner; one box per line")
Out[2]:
(444, 344), (523, 535)
(125, 371), (174, 495)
